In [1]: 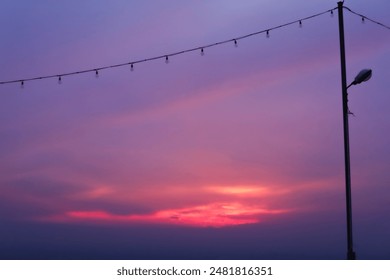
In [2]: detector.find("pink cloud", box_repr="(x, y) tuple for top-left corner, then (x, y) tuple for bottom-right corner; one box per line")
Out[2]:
(45, 201), (289, 228)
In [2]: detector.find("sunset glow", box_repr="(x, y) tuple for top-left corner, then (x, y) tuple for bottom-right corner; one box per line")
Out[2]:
(54, 202), (289, 227)
(1, 0), (389, 259)
(206, 185), (270, 196)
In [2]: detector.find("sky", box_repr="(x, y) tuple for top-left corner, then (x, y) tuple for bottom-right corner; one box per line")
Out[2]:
(0, 0), (389, 260)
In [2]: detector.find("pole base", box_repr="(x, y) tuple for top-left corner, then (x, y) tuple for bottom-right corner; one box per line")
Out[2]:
(347, 251), (356, 260)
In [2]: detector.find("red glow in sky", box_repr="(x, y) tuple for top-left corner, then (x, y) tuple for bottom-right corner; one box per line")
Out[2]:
(40, 184), (292, 227)
(61, 202), (287, 227)
(0, 0), (389, 259)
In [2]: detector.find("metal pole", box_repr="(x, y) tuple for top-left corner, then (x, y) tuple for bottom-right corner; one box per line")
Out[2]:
(337, 1), (356, 260)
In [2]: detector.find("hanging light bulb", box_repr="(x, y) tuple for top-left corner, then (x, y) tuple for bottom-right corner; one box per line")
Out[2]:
(331, 10), (334, 17)
(201, 48), (204, 56)
(131, 64), (134, 71)
(20, 80), (24, 88)
(361, 17), (365, 23)
(95, 69), (99, 78)
(165, 56), (169, 63)
(299, 20), (302, 28)
(58, 76), (62, 84)
(234, 39), (238, 47)
(266, 30), (270, 38)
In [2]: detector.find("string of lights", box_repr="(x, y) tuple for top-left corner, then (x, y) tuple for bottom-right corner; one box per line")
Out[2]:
(344, 6), (390, 30)
(0, 7), (338, 87)
(0, 5), (388, 87)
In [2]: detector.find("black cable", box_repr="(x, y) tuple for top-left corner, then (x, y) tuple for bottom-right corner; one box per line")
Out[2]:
(344, 6), (390, 30)
(0, 7), (338, 86)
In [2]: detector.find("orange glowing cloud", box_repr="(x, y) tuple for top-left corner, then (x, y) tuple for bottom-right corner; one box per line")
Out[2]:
(204, 185), (286, 197)
(48, 202), (289, 228)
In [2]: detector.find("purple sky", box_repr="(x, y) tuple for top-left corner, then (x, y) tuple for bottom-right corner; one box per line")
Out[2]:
(0, 0), (389, 259)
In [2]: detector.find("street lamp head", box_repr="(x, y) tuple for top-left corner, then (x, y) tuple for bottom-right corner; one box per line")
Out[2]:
(352, 69), (372, 85)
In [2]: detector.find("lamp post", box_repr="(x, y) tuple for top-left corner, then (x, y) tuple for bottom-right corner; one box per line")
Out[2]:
(337, 1), (372, 260)
(342, 67), (372, 261)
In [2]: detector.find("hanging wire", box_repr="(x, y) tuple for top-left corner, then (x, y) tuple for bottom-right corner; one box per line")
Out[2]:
(343, 6), (390, 29)
(0, 7), (342, 86)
